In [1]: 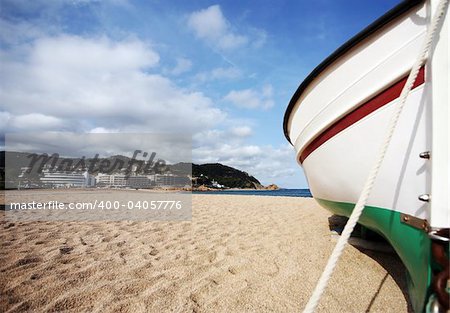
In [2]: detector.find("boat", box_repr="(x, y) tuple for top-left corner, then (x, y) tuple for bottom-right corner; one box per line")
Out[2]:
(283, 0), (449, 312)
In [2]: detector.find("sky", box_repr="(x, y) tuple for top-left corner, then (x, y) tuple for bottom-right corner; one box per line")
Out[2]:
(0, 0), (401, 188)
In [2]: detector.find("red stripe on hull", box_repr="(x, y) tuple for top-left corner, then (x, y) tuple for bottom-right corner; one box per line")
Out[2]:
(299, 66), (425, 163)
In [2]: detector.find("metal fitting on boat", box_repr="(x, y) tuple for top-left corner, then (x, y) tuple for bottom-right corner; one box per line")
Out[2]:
(427, 294), (445, 313)
(419, 151), (431, 159)
(400, 213), (430, 232)
(418, 194), (430, 202)
(429, 229), (450, 242)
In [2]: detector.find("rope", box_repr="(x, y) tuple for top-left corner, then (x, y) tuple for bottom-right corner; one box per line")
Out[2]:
(302, 0), (449, 312)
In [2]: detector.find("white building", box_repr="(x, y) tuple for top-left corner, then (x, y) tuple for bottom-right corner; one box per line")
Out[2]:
(96, 174), (152, 188)
(96, 174), (126, 187)
(153, 174), (190, 187)
(40, 171), (95, 188)
(127, 176), (152, 188)
(95, 173), (190, 188)
(211, 180), (224, 189)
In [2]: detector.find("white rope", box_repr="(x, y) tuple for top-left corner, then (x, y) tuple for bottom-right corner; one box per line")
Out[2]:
(302, 1), (449, 312)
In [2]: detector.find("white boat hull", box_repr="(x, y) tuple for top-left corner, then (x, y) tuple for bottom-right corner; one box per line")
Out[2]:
(283, 0), (449, 311)
(303, 82), (429, 220)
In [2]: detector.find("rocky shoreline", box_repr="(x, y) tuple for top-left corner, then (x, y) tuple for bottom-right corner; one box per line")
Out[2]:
(192, 183), (279, 192)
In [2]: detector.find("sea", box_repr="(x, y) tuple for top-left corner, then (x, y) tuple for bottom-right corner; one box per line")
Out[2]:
(192, 188), (312, 198)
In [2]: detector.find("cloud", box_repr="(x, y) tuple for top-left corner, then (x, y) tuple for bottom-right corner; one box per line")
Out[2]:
(187, 5), (248, 50)
(229, 126), (252, 137)
(0, 112), (12, 134)
(30, 35), (160, 72)
(6, 132), (191, 163)
(194, 66), (241, 82)
(170, 57), (192, 75)
(1, 34), (226, 134)
(251, 28), (267, 48)
(9, 113), (66, 131)
(191, 123), (302, 187)
(192, 123), (253, 147)
(194, 143), (261, 164)
(88, 127), (120, 133)
(0, 19), (51, 45)
(224, 84), (274, 109)
(192, 129), (225, 147)
(193, 142), (301, 186)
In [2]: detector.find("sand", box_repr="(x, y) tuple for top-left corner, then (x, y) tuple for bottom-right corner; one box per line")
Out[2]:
(0, 191), (412, 312)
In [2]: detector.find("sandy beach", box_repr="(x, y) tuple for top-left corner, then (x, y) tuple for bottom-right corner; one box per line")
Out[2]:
(1, 191), (411, 312)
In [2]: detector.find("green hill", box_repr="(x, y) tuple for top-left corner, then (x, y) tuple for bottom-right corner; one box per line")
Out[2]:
(191, 163), (263, 189)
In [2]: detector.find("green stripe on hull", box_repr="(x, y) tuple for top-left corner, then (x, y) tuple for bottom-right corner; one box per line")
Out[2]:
(316, 198), (431, 313)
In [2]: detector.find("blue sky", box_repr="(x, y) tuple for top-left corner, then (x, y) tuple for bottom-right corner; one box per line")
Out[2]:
(1, 0), (401, 188)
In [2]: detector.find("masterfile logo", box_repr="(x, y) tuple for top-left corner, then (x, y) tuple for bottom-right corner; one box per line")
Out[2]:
(4, 132), (193, 222)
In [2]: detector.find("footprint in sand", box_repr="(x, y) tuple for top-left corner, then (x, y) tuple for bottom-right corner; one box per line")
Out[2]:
(4, 222), (15, 229)
(30, 273), (40, 280)
(149, 248), (159, 256)
(16, 256), (42, 266)
(60, 246), (74, 255)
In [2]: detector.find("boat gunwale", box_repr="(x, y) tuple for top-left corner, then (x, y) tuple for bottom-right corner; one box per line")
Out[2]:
(283, 0), (426, 145)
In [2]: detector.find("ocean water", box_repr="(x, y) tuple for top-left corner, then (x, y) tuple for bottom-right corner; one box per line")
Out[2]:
(192, 188), (312, 198)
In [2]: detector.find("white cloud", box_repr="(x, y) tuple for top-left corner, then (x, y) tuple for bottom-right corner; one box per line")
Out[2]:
(193, 129), (225, 147)
(188, 5), (227, 39)
(262, 84), (274, 98)
(6, 132), (191, 163)
(170, 57), (192, 75)
(1, 34), (226, 134)
(9, 113), (65, 131)
(193, 142), (303, 187)
(189, 119), (304, 187)
(224, 84), (274, 109)
(0, 112), (12, 134)
(229, 126), (252, 137)
(0, 19), (51, 45)
(192, 124), (253, 147)
(195, 66), (241, 82)
(88, 127), (120, 133)
(212, 67), (241, 79)
(31, 35), (160, 72)
(194, 143), (261, 164)
(187, 5), (248, 50)
(251, 28), (267, 48)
